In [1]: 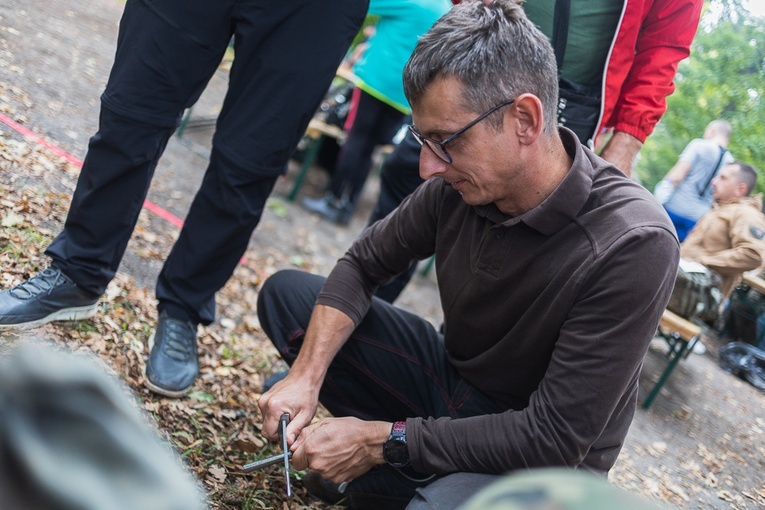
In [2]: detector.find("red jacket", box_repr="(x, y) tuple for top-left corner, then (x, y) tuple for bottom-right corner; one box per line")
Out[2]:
(451, 0), (703, 143)
(599, 0), (703, 143)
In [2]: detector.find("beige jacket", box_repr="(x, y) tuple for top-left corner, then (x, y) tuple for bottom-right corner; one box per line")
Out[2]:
(681, 194), (765, 298)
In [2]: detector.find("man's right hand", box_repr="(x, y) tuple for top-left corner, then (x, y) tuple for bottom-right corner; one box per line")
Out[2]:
(258, 372), (320, 445)
(258, 304), (357, 445)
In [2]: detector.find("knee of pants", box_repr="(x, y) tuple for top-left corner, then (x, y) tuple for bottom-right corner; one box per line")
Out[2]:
(407, 473), (500, 510)
(257, 270), (325, 349)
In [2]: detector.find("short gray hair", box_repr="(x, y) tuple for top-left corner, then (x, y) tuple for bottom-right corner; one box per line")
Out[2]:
(403, 0), (559, 133)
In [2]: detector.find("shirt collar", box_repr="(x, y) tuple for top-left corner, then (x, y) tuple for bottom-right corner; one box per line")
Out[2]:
(475, 128), (595, 235)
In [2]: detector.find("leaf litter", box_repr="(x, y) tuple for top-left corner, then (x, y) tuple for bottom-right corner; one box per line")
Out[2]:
(1, 115), (764, 509)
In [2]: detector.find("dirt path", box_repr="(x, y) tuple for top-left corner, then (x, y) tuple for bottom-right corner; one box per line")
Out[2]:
(1, 1), (763, 508)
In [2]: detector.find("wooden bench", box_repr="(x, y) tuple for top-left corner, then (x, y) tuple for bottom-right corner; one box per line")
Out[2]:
(287, 122), (396, 202)
(742, 272), (765, 294)
(642, 309), (702, 409)
(287, 118), (347, 201)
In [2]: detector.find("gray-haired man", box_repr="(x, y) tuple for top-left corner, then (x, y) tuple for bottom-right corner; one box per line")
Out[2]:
(257, 1), (679, 508)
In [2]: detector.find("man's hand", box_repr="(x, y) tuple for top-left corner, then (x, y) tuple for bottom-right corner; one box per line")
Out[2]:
(258, 372), (321, 445)
(598, 130), (644, 178)
(258, 304), (357, 444)
(290, 417), (391, 483)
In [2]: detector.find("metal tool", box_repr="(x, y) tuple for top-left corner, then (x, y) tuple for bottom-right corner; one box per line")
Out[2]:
(279, 413), (292, 497)
(243, 414), (292, 497)
(242, 450), (293, 471)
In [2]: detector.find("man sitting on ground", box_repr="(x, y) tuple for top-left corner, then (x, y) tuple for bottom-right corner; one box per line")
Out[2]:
(256, 1), (679, 508)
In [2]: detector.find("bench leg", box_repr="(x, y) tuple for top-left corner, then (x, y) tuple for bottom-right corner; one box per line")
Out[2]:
(641, 335), (694, 409)
(288, 135), (324, 201)
(419, 255), (436, 277)
(176, 107), (193, 139)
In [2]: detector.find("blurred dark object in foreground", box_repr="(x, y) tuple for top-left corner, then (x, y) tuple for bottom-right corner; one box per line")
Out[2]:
(0, 343), (206, 510)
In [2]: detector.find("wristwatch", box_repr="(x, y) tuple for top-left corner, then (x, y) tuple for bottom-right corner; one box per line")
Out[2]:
(383, 421), (410, 467)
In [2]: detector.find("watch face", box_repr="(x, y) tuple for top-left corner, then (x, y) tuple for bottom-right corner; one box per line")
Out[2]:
(384, 438), (409, 467)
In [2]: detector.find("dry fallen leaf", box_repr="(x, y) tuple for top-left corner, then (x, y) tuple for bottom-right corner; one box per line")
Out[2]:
(2, 212), (23, 227)
(208, 465), (227, 483)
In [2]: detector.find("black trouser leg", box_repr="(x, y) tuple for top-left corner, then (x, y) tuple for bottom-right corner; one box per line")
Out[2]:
(45, 0), (235, 296)
(46, 108), (176, 296)
(329, 89), (405, 209)
(257, 270), (502, 420)
(257, 269), (503, 503)
(47, 0), (368, 324)
(156, 0), (368, 324)
(368, 131), (426, 303)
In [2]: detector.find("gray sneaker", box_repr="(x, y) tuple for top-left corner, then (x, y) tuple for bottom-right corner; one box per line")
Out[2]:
(144, 312), (199, 398)
(301, 194), (353, 225)
(0, 268), (99, 329)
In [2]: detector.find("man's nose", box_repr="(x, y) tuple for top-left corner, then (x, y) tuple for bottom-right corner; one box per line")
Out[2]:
(418, 146), (449, 180)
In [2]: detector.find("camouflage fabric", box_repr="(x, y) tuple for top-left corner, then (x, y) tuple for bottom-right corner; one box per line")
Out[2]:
(458, 469), (668, 510)
(0, 343), (206, 510)
(666, 259), (722, 324)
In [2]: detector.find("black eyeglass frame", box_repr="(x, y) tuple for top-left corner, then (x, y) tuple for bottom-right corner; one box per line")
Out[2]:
(409, 99), (516, 164)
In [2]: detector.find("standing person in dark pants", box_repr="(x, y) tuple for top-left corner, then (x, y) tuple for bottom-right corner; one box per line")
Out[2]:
(0, 0), (369, 397)
(302, 86), (407, 225)
(301, 0), (451, 225)
(369, 0), (703, 303)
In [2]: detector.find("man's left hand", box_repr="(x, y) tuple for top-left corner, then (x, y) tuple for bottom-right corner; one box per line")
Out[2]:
(290, 417), (391, 483)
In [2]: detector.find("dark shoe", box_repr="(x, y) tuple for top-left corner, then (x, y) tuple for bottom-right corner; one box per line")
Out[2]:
(302, 470), (349, 506)
(144, 312), (199, 398)
(0, 267), (99, 329)
(301, 194), (353, 225)
(302, 466), (434, 510)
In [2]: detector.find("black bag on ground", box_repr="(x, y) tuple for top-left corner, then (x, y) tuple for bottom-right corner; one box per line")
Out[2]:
(720, 285), (765, 345)
(719, 342), (765, 392)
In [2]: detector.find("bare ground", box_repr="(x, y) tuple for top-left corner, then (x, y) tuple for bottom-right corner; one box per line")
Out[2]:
(1, 1), (763, 509)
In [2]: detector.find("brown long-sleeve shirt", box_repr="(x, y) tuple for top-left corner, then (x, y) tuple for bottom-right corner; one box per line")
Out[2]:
(681, 195), (765, 299)
(317, 129), (679, 475)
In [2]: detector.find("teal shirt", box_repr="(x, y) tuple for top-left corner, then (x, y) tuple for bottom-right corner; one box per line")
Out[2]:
(523, 0), (623, 85)
(353, 0), (451, 114)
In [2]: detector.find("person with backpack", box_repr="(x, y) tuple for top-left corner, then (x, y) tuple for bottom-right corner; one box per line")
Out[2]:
(655, 120), (735, 241)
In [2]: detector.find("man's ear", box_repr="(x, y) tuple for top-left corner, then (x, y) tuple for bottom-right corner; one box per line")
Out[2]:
(510, 93), (544, 145)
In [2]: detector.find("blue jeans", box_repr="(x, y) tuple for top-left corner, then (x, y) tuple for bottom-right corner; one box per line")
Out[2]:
(664, 207), (697, 242)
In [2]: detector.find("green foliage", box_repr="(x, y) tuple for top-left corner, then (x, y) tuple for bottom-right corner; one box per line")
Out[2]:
(636, 0), (765, 192)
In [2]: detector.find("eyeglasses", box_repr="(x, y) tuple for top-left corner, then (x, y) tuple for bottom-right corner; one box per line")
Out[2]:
(409, 99), (515, 164)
